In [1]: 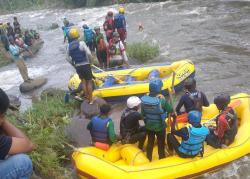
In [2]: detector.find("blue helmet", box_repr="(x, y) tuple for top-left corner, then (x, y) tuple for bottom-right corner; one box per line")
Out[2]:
(188, 110), (202, 124)
(149, 79), (163, 93)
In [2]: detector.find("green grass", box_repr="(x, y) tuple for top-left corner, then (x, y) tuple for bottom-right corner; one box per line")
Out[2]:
(0, 45), (12, 68)
(127, 42), (160, 63)
(7, 90), (79, 178)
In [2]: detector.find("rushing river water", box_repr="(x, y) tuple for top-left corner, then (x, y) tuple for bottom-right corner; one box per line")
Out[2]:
(0, 0), (250, 178)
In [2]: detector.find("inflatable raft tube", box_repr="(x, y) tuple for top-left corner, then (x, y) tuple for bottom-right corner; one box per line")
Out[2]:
(19, 77), (47, 93)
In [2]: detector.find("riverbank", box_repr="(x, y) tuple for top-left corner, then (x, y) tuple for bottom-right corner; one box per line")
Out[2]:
(7, 89), (80, 178)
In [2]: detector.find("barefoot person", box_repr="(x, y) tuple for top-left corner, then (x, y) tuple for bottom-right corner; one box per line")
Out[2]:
(67, 27), (95, 104)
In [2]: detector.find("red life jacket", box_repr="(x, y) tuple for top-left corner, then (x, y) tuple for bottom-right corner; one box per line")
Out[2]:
(214, 107), (236, 139)
(104, 17), (114, 31)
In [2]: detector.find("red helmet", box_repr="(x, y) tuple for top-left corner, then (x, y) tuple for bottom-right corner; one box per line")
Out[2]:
(107, 11), (113, 16)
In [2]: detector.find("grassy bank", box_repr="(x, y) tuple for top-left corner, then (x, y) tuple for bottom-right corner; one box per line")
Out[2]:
(7, 90), (79, 178)
(127, 42), (160, 63)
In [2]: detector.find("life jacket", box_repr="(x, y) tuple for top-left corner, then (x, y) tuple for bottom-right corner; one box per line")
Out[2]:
(104, 18), (114, 31)
(141, 95), (167, 131)
(95, 34), (106, 51)
(84, 28), (94, 43)
(90, 116), (111, 143)
(215, 107), (237, 142)
(108, 39), (122, 56)
(9, 44), (20, 56)
(63, 26), (71, 42)
(114, 14), (125, 29)
(186, 91), (202, 112)
(178, 126), (209, 156)
(120, 109), (139, 137)
(68, 40), (87, 65)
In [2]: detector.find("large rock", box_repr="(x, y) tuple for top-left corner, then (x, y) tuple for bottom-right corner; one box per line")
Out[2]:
(50, 23), (59, 30)
(8, 94), (21, 110)
(80, 97), (107, 119)
(19, 77), (47, 93)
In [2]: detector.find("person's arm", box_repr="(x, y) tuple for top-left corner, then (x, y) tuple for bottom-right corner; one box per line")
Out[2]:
(201, 92), (210, 107)
(161, 98), (173, 113)
(1, 119), (35, 154)
(87, 121), (92, 131)
(79, 41), (93, 62)
(107, 120), (116, 143)
(172, 127), (189, 141)
(175, 96), (184, 114)
(119, 42), (129, 66)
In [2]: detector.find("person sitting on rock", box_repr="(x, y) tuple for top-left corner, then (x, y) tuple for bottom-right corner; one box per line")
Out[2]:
(167, 110), (209, 158)
(120, 96), (146, 150)
(0, 88), (35, 178)
(206, 93), (238, 148)
(87, 104), (116, 145)
(15, 34), (33, 56)
(8, 36), (32, 82)
(176, 78), (209, 114)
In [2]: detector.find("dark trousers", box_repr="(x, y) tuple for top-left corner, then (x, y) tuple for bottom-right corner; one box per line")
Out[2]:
(167, 133), (196, 158)
(122, 127), (146, 150)
(146, 129), (166, 161)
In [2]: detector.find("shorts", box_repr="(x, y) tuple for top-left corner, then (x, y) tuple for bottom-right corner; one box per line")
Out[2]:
(75, 64), (93, 81)
(96, 50), (107, 64)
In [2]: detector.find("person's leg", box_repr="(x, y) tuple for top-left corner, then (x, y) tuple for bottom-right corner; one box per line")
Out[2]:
(167, 133), (181, 154)
(0, 154), (33, 179)
(156, 130), (166, 159)
(146, 130), (155, 161)
(15, 59), (29, 82)
(81, 79), (87, 99)
(128, 131), (146, 150)
(86, 79), (93, 104)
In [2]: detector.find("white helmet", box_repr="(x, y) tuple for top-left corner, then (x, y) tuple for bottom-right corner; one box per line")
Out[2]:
(127, 96), (141, 109)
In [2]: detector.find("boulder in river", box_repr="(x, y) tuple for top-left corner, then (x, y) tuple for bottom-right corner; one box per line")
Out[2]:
(50, 23), (59, 30)
(80, 97), (107, 119)
(19, 77), (47, 93)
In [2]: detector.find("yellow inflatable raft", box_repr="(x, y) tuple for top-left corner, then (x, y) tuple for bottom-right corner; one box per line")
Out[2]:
(68, 60), (195, 102)
(72, 93), (250, 178)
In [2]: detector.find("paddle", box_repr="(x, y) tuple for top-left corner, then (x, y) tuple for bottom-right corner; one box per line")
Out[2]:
(176, 99), (242, 124)
(168, 71), (178, 131)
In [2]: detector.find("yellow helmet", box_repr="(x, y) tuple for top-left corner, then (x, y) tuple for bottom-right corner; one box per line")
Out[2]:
(119, 7), (125, 14)
(69, 27), (79, 39)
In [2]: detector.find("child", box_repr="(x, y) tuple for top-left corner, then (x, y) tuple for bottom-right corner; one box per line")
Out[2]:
(87, 104), (116, 145)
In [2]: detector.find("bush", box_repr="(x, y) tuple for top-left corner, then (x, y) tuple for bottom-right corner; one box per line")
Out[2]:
(7, 91), (78, 178)
(127, 42), (160, 63)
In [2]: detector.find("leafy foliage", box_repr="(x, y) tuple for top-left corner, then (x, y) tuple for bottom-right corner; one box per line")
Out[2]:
(127, 42), (160, 63)
(7, 91), (78, 178)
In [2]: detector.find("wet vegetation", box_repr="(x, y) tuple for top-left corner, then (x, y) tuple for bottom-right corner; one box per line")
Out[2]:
(7, 90), (78, 178)
(127, 42), (160, 63)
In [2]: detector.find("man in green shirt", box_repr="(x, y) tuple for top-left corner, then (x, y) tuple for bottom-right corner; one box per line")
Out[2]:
(87, 104), (116, 145)
(141, 79), (173, 161)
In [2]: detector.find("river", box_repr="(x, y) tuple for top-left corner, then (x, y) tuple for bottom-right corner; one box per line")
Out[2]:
(0, 0), (250, 178)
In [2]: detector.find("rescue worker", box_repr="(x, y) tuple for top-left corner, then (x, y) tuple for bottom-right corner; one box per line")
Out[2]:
(103, 11), (115, 42)
(120, 96), (146, 150)
(167, 111), (209, 158)
(6, 22), (14, 39)
(94, 26), (108, 69)
(67, 27), (94, 104)
(62, 19), (72, 43)
(141, 79), (173, 161)
(114, 7), (127, 45)
(13, 17), (21, 35)
(206, 93), (238, 148)
(83, 24), (95, 52)
(8, 36), (32, 82)
(108, 31), (129, 67)
(176, 78), (209, 114)
(87, 104), (116, 145)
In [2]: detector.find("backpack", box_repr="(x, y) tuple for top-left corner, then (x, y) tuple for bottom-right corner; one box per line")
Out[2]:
(187, 91), (202, 112)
